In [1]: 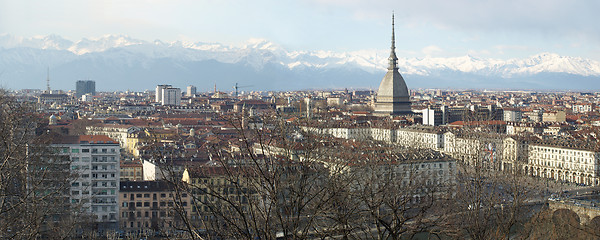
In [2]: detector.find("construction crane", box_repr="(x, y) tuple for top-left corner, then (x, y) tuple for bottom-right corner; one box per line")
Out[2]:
(233, 83), (252, 97)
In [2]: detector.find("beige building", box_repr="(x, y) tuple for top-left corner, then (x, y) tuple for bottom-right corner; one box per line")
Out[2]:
(120, 159), (143, 181)
(542, 111), (566, 123)
(119, 181), (191, 235)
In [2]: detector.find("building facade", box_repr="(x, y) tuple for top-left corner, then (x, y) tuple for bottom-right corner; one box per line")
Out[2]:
(76, 80), (96, 98)
(187, 85), (197, 97)
(119, 181), (191, 235)
(161, 87), (182, 106)
(374, 14), (411, 116)
(524, 143), (600, 185)
(52, 135), (121, 230)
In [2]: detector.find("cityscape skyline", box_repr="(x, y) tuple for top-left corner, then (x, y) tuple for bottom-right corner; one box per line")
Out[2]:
(4, 2), (600, 238)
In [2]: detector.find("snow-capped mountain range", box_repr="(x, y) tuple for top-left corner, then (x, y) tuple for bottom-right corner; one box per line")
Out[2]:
(0, 34), (599, 91)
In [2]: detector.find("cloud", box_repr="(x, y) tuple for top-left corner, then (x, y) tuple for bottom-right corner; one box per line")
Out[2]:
(493, 45), (531, 55)
(422, 45), (443, 56)
(467, 49), (491, 57)
(308, 0), (600, 43)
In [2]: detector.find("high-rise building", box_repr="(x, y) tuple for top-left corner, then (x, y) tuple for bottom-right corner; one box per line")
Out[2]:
(187, 85), (197, 97)
(51, 135), (121, 231)
(76, 80), (96, 98)
(374, 14), (412, 116)
(161, 87), (181, 105)
(155, 84), (172, 103)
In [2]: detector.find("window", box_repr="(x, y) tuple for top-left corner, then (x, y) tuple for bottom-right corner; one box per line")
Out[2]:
(82, 149), (90, 153)
(136, 194), (142, 198)
(136, 202), (142, 207)
(143, 194), (150, 198)
(144, 202), (150, 207)
(102, 149), (107, 153)
(71, 148), (79, 153)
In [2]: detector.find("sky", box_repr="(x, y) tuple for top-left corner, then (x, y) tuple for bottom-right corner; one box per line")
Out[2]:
(1, 0), (599, 61)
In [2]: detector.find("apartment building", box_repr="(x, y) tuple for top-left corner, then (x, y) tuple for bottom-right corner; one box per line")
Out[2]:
(52, 135), (121, 230)
(119, 181), (191, 235)
(524, 142), (600, 186)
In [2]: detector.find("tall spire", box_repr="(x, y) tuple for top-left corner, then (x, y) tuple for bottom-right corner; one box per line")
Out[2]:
(46, 67), (51, 92)
(388, 12), (398, 70)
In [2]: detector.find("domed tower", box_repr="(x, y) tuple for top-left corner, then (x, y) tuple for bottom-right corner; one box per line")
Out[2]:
(374, 13), (412, 116)
(49, 114), (57, 125)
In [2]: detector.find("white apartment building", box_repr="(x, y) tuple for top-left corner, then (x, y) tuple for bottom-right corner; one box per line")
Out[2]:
(52, 135), (121, 230)
(396, 126), (444, 150)
(301, 125), (444, 151)
(503, 108), (522, 122)
(155, 84), (172, 103)
(161, 87), (182, 106)
(572, 103), (595, 113)
(524, 143), (600, 186)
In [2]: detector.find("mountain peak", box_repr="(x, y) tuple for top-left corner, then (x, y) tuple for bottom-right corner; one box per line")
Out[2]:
(0, 34), (599, 90)
(243, 38), (283, 52)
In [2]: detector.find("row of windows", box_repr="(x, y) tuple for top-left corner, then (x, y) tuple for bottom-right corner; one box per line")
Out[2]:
(533, 147), (594, 157)
(123, 193), (185, 199)
(123, 220), (173, 229)
(122, 201), (187, 208)
(64, 148), (117, 154)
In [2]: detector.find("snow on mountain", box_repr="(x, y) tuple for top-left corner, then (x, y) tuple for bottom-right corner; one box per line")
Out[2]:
(1, 34), (600, 91)
(2, 34), (599, 78)
(0, 34), (74, 50)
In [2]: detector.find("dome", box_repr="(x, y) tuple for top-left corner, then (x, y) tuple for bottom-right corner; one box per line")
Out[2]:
(374, 13), (412, 115)
(377, 70), (409, 99)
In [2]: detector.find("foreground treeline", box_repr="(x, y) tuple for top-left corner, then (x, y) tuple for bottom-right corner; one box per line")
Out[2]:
(2, 90), (600, 239)
(150, 114), (600, 240)
(0, 92), (100, 239)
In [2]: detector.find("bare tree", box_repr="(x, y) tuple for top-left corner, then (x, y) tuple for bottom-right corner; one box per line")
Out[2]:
(0, 90), (87, 238)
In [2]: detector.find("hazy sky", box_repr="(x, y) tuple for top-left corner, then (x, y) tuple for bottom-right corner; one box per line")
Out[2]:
(1, 0), (599, 60)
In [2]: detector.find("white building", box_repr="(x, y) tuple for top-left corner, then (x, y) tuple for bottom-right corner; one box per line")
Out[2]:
(524, 142), (600, 186)
(572, 103), (595, 113)
(396, 126), (444, 150)
(421, 108), (443, 126)
(187, 85), (197, 97)
(52, 135), (121, 230)
(155, 85), (172, 103)
(503, 108), (522, 122)
(161, 87), (182, 106)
